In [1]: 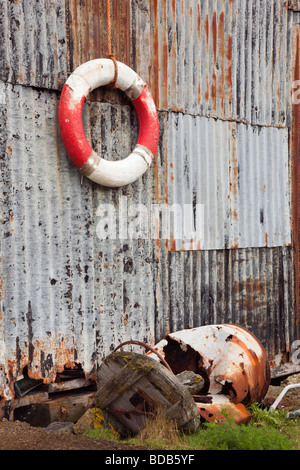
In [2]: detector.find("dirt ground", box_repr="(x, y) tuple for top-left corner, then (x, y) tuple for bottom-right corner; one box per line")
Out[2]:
(0, 419), (147, 451)
(1, 376), (299, 451)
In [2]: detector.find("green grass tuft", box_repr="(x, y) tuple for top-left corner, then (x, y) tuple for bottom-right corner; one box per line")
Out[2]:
(83, 402), (300, 451)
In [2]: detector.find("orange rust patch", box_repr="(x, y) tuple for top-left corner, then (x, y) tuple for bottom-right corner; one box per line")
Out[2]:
(205, 14), (209, 51)
(212, 11), (217, 63)
(226, 35), (233, 103)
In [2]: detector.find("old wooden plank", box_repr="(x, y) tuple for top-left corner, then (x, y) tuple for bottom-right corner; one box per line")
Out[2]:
(47, 378), (92, 394)
(13, 391), (49, 409)
(13, 392), (96, 427)
(108, 394), (146, 435)
(96, 353), (155, 408)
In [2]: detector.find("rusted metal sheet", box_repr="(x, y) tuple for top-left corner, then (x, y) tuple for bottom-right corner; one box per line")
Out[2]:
(147, 324), (270, 423)
(167, 247), (297, 367)
(195, 398), (252, 425)
(148, 324), (270, 404)
(65, 0), (131, 73)
(0, 0), (299, 411)
(0, 0), (131, 100)
(132, 0), (294, 127)
(0, 1), (295, 127)
(167, 114), (291, 251)
(289, 0), (300, 11)
(65, 0), (131, 103)
(292, 24), (300, 325)
(0, 80), (159, 402)
(0, 0), (67, 90)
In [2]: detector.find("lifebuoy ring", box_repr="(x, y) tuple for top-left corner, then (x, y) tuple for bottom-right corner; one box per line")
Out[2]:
(58, 59), (159, 187)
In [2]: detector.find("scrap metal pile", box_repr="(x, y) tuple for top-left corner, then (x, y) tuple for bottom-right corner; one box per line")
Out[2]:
(95, 324), (271, 435)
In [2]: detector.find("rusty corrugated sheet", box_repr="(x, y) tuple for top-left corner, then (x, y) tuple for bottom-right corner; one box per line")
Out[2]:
(167, 247), (296, 368)
(292, 23), (300, 326)
(0, 0), (299, 406)
(289, 0), (300, 11)
(0, 0), (131, 100)
(65, 0), (131, 71)
(1, 0), (295, 126)
(167, 113), (291, 251)
(0, 81), (160, 400)
(65, 0), (131, 104)
(0, 0), (67, 90)
(132, 0), (294, 127)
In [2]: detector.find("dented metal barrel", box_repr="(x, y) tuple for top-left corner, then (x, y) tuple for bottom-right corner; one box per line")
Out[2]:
(147, 324), (271, 423)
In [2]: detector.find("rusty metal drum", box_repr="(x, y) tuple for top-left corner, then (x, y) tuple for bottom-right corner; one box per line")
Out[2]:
(147, 324), (271, 408)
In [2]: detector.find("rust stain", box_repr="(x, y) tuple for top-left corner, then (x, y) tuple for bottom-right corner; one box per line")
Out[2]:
(205, 14), (209, 51)
(265, 232), (268, 247)
(197, 4), (201, 105)
(205, 76), (209, 102)
(229, 335), (270, 403)
(18, 64), (24, 83)
(151, 0), (159, 107)
(197, 3), (201, 38)
(171, 0), (177, 105)
(211, 11), (217, 111)
(211, 73), (217, 112)
(66, 0), (131, 104)
(212, 11), (217, 63)
(148, 324), (270, 423)
(229, 124), (238, 246)
(226, 35), (233, 104)
(160, 0), (169, 110)
(231, 209), (238, 220)
(1, 336), (97, 405)
(196, 401), (251, 425)
(232, 277), (267, 312)
(292, 26), (300, 324)
(169, 238), (176, 252)
(218, 11), (225, 112)
(288, 0), (300, 11)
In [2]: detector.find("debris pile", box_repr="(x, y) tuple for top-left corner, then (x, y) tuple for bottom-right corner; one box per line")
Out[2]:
(94, 323), (271, 435)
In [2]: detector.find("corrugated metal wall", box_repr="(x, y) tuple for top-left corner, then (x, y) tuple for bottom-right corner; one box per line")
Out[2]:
(0, 0), (299, 403)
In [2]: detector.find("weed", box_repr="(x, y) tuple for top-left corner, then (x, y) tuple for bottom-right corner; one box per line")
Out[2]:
(84, 427), (121, 442)
(186, 415), (295, 450)
(84, 402), (300, 450)
(124, 409), (182, 450)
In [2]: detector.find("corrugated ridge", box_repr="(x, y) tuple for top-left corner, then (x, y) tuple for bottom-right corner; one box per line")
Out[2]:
(0, 0), (67, 90)
(0, 81), (162, 386)
(167, 112), (291, 251)
(132, 0), (293, 127)
(0, 0), (295, 128)
(168, 247), (296, 360)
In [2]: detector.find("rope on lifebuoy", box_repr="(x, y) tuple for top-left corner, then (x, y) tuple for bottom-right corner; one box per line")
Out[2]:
(58, 59), (159, 187)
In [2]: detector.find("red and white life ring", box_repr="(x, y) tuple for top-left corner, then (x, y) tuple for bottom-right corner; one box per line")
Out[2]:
(58, 59), (159, 187)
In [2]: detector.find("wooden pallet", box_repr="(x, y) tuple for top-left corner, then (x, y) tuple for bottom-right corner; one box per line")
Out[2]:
(95, 351), (200, 435)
